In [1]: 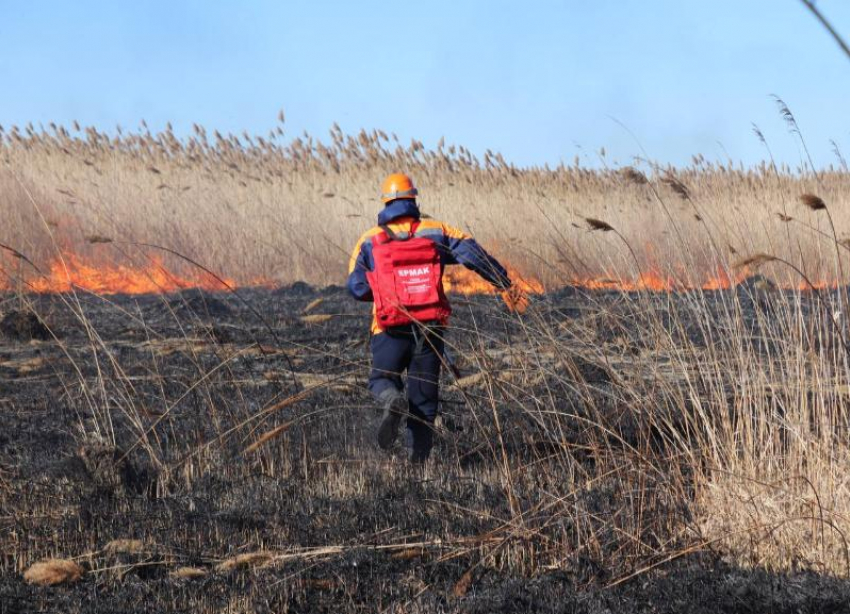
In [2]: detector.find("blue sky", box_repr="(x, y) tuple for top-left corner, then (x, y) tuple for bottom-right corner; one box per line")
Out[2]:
(2, 1), (850, 168)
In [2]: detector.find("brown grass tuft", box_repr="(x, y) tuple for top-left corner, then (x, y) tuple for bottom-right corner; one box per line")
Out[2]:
(455, 372), (487, 389)
(453, 568), (475, 597)
(390, 547), (426, 560)
(216, 551), (274, 572)
(85, 235), (113, 244)
(585, 218), (615, 232)
(800, 193), (827, 211)
(621, 166), (648, 184)
(171, 566), (208, 579)
(24, 559), (84, 586)
(661, 173), (690, 200)
(104, 539), (145, 554)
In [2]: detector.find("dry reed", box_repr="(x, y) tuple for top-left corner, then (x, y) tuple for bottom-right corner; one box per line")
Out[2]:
(23, 559), (84, 586)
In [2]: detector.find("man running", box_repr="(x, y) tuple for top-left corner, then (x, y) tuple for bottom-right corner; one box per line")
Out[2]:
(347, 173), (526, 462)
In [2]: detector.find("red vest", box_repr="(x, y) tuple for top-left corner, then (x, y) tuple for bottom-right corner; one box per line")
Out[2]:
(366, 222), (451, 328)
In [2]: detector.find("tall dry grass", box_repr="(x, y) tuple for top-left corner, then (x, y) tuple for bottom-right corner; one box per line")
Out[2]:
(2, 118), (850, 289)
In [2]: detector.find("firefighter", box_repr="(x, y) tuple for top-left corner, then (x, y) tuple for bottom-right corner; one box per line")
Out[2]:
(347, 173), (527, 462)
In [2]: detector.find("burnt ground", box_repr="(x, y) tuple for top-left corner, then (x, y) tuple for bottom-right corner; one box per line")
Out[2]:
(1, 284), (849, 613)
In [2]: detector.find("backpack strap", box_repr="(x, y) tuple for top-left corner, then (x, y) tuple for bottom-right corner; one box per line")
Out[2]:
(380, 224), (398, 241)
(377, 220), (420, 243)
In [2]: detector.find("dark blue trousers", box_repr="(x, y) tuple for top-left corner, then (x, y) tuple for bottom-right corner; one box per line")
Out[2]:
(368, 325), (444, 458)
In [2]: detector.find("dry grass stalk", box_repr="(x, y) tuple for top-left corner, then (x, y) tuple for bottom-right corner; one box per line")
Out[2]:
(302, 297), (324, 313)
(24, 559), (84, 586)
(300, 314), (334, 324)
(242, 420), (295, 455)
(733, 253), (777, 270)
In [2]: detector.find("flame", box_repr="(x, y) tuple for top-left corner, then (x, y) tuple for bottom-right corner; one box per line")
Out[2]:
(4, 251), (546, 296)
(570, 267), (752, 292)
(573, 270), (685, 292)
(798, 279), (833, 291)
(439, 253), (766, 295)
(444, 266), (545, 295)
(0, 250), (839, 297)
(567, 266), (842, 292)
(10, 253), (235, 295)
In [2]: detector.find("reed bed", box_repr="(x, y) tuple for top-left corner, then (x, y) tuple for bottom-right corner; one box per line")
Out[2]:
(2, 118), (850, 290)
(5, 117), (850, 609)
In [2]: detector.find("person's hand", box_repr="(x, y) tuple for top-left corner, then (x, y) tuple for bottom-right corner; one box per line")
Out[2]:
(501, 285), (528, 314)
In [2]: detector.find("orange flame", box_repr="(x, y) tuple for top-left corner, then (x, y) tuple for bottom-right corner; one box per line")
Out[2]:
(443, 266), (545, 295)
(14, 253), (234, 294)
(0, 250), (837, 296)
(564, 265), (763, 292)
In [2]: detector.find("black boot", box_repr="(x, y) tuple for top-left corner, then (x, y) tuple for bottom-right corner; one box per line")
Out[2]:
(403, 420), (434, 464)
(377, 390), (406, 450)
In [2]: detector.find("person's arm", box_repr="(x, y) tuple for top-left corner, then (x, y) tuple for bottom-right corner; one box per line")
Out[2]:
(442, 224), (512, 289)
(346, 233), (374, 301)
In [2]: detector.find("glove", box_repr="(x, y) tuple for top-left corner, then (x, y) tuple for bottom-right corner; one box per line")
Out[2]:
(501, 285), (528, 314)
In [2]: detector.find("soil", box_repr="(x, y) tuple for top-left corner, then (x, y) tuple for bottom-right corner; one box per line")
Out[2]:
(1, 286), (848, 613)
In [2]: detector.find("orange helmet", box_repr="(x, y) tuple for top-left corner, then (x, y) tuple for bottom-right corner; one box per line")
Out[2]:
(380, 173), (418, 203)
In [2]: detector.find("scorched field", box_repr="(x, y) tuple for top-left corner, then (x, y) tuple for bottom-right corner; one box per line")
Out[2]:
(3, 119), (850, 613)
